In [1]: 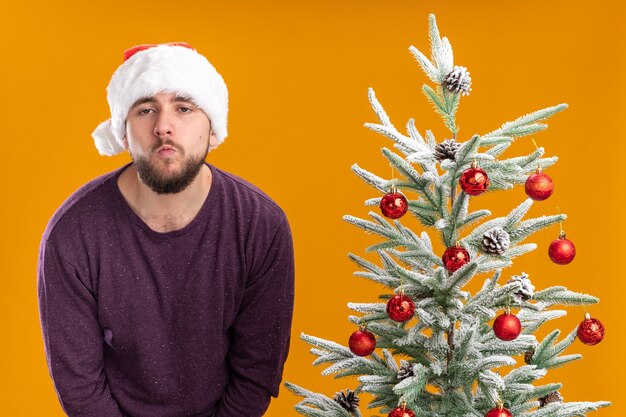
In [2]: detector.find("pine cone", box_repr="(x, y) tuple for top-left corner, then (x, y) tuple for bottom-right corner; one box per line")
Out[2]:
(397, 360), (415, 380)
(333, 389), (360, 413)
(434, 139), (461, 162)
(524, 348), (535, 364)
(442, 66), (472, 96)
(482, 227), (510, 255)
(507, 272), (535, 303)
(539, 391), (563, 407)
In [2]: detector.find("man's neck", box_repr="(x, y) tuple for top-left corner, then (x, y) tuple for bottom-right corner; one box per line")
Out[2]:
(117, 163), (213, 233)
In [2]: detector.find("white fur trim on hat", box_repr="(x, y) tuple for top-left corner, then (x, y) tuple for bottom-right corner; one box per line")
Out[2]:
(91, 43), (228, 156)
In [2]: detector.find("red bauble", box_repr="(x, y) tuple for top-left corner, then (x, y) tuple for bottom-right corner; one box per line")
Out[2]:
(460, 163), (490, 196)
(349, 329), (376, 356)
(493, 311), (522, 341)
(386, 294), (416, 322)
(485, 406), (513, 417)
(577, 313), (605, 346)
(442, 245), (470, 273)
(388, 406), (416, 417)
(525, 170), (554, 201)
(380, 190), (409, 219)
(548, 232), (576, 265)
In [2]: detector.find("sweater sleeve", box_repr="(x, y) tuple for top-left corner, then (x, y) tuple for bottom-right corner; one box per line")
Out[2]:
(212, 217), (295, 417)
(38, 238), (125, 417)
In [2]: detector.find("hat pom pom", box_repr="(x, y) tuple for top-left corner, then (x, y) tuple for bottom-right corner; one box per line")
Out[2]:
(92, 119), (125, 156)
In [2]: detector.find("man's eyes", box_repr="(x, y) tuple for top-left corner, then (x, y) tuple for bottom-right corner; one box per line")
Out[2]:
(136, 105), (194, 115)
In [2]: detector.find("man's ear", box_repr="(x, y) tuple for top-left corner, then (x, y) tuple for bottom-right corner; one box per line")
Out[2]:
(208, 130), (218, 150)
(123, 134), (129, 150)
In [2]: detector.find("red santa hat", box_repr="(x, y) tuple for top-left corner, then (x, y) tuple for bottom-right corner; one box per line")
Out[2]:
(92, 42), (228, 156)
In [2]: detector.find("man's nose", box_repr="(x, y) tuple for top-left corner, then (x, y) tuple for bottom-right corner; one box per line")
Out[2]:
(154, 112), (174, 137)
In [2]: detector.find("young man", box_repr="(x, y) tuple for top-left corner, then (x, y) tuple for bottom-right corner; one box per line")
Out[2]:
(37, 43), (295, 417)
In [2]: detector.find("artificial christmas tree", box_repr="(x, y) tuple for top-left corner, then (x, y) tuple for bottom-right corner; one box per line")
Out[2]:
(285, 14), (609, 417)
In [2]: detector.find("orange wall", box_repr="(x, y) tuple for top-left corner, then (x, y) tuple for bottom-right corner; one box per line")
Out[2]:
(0, 1), (622, 416)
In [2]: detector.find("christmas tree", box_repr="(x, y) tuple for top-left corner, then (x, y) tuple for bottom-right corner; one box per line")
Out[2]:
(285, 14), (610, 417)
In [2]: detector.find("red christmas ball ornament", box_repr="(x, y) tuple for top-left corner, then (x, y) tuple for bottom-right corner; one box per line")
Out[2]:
(548, 231), (576, 265)
(525, 168), (554, 201)
(380, 186), (409, 219)
(386, 294), (416, 322)
(388, 404), (416, 417)
(460, 161), (490, 196)
(485, 404), (513, 417)
(442, 245), (470, 273)
(493, 310), (522, 341)
(577, 313), (605, 346)
(348, 328), (376, 356)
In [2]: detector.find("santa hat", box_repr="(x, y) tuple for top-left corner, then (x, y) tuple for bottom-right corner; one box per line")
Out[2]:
(92, 42), (228, 156)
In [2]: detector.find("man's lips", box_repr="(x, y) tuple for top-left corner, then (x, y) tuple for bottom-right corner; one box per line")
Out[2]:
(156, 145), (177, 156)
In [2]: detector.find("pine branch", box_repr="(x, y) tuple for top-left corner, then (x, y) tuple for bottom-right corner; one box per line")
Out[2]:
(351, 163), (389, 193)
(475, 355), (517, 372)
(542, 354), (581, 369)
(405, 120), (439, 175)
(382, 349), (398, 372)
(517, 382), (562, 403)
(485, 143), (511, 158)
(479, 335), (537, 357)
(422, 84), (448, 119)
(503, 365), (547, 384)
(353, 271), (399, 288)
(408, 46), (439, 84)
(443, 189), (468, 245)
(365, 123), (419, 153)
(312, 349), (351, 366)
(532, 328), (581, 370)
(554, 401), (611, 417)
(348, 253), (386, 275)
(443, 261), (479, 292)
(343, 213), (399, 240)
(481, 136), (514, 146)
(518, 309), (567, 334)
(285, 382), (358, 417)
(463, 270), (501, 314)
(504, 147), (546, 170)
(509, 215), (566, 244)
(378, 251), (433, 291)
(392, 364), (428, 406)
(483, 104), (568, 139)
(428, 13), (453, 81)
(381, 148), (442, 212)
(442, 88), (460, 134)
(517, 401), (611, 417)
(533, 286), (599, 306)
(502, 198), (533, 231)
(383, 236), (442, 267)
(367, 87), (394, 128)
(348, 302), (386, 314)
(420, 85), (459, 135)
(459, 209), (491, 229)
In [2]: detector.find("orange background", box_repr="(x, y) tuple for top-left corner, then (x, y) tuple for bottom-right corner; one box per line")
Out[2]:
(0, 1), (622, 416)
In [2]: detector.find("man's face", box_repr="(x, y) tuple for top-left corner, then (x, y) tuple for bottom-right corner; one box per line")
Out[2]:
(124, 92), (218, 194)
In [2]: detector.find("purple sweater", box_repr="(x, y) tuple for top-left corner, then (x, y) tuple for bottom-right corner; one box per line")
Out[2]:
(38, 163), (295, 417)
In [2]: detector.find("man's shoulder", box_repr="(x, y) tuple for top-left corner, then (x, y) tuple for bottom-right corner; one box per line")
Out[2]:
(42, 165), (126, 243)
(211, 165), (287, 224)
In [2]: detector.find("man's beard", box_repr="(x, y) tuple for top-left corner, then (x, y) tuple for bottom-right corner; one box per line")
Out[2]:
(132, 142), (209, 195)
